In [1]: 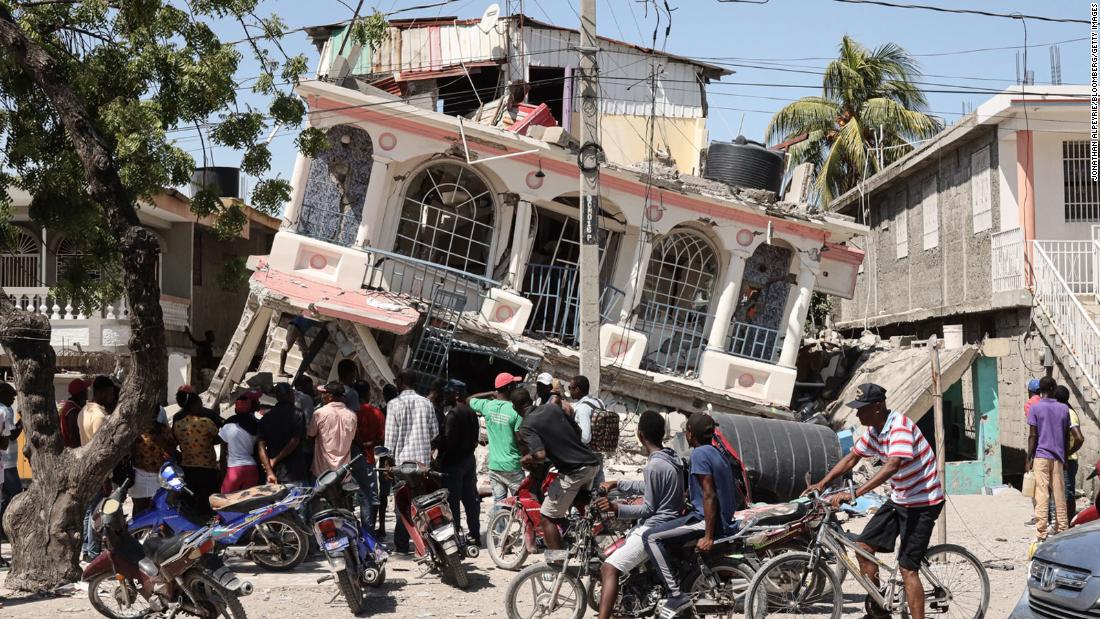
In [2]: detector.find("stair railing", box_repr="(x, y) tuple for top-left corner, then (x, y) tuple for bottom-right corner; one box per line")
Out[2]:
(1031, 241), (1100, 395)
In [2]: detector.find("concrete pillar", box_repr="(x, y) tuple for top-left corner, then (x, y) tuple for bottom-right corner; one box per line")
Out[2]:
(282, 153), (312, 230)
(705, 251), (748, 352)
(355, 159), (392, 248)
(777, 261), (817, 368)
(506, 200), (533, 290)
(617, 232), (654, 323)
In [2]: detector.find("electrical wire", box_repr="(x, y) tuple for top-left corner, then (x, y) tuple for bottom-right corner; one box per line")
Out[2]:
(828, 0), (1089, 24)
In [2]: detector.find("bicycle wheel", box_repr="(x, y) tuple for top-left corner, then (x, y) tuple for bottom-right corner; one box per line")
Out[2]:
(744, 551), (842, 619)
(504, 562), (586, 619)
(685, 556), (753, 617)
(902, 544), (990, 619)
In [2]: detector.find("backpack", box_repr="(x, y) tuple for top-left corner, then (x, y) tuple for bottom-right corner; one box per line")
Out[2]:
(712, 427), (752, 506)
(582, 397), (620, 453)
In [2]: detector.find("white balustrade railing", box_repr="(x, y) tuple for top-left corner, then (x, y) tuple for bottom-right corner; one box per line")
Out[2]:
(991, 228), (1025, 293)
(1031, 242), (1100, 394)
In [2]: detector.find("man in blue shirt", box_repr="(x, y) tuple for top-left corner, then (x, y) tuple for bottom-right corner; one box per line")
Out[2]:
(643, 413), (738, 618)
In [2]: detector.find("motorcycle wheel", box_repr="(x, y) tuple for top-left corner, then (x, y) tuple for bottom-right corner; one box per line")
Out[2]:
(87, 572), (151, 619)
(684, 556), (753, 617)
(247, 515), (309, 571)
(335, 550), (367, 615)
(182, 570), (248, 619)
(444, 551), (470, 589)
(504, 563), (586, 619)
(487, 509), (529, 571)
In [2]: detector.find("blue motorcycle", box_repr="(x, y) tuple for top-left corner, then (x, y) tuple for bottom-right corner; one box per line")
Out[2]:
(129, 462), (312, 571)
(310, 453), (389, 614)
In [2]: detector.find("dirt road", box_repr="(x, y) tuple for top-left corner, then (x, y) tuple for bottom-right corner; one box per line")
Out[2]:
(1, 491), (1039, 617)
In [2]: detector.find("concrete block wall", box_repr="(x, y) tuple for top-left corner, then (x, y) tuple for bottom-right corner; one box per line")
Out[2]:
(838, 126), (1000, 326)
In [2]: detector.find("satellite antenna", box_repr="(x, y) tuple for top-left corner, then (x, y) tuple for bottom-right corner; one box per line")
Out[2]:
(479, 3), (500, 32)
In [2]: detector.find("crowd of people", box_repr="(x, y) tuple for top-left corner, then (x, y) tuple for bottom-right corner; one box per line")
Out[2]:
(1024, 376), (1086, 540)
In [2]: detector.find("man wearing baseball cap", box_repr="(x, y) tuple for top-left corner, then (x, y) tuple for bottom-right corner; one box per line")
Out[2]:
(804, 383), (944, 619)
(469, 372), (526, 514)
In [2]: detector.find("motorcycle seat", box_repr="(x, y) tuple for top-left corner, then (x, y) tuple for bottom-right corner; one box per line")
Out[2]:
(209, 484), (289, 512)
(737, 501), (809, 527)
(413, 489), (449, 510)
(142, 532), (190, 563)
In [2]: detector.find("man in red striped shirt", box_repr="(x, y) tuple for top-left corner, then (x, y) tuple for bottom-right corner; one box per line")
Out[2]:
(805, 383), (944, 619)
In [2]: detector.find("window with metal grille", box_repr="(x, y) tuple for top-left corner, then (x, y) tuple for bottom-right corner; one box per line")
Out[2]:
(643, 230), (719, 310)
(394, 162), (496, 276)
(55, 236), (96, 283)
(1, 227), (40, 288)
(1063, 141), (1100, 222)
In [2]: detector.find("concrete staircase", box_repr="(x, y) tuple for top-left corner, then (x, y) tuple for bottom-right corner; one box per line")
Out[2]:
(256, 318), (395, 393)
(257, 322), (339, 381)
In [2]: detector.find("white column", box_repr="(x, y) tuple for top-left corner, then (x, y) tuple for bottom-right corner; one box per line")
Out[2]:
(617, 232), (654, 323)
(506, 200), (533, 290)
(354, 159), (392, 248)
(282, 153), (312, 230)
(777, 259), (818, 368)
(705, 251), (748, 352)
(40, 227), (47, 284)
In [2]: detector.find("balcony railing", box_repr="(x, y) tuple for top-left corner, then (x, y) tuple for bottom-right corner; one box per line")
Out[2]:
(1035, 240), (1098, 295)
(360, 245), (500, 313)
(4, 286), (129, 320)
(991, 228), (1026, 293)
(296, 203), (360, 247)
(521, 264), (624, 345)
(635, 299), (711, 377)
(726, 321), (780, 363)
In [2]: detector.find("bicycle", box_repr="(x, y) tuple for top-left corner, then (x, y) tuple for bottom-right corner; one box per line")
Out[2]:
(744, 481), (990, 618)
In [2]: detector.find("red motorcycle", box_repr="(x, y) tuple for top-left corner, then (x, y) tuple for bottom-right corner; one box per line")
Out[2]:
(390, 461), (478, 589)
(1071, 461), (1100, 527)
(486, 470), (633, 571)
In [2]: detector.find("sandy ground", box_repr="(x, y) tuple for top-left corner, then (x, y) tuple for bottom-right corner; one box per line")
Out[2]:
(0, 490), (1044, 618)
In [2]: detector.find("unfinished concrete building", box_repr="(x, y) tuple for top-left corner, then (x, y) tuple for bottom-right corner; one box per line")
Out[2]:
(832, 85), (1099, 485)
(205, 14), (867, 420)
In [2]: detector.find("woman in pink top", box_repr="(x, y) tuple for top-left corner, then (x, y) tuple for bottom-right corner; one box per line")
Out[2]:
(307, 382), (358, 477)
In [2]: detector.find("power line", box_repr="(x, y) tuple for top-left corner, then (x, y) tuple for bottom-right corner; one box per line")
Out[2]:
(828, 0), (1089, 24)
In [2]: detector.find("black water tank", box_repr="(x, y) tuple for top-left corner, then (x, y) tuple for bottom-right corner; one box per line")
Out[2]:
(704, 136), (785, 194)
(190, 167), (241, 199)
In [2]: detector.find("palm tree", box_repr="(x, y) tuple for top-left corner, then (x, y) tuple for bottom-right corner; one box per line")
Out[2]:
(767, 36), (944, 207)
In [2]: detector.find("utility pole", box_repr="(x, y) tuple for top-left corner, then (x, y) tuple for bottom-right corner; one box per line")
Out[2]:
(928, 334), (947, 544)
(577, 0), (602, 394)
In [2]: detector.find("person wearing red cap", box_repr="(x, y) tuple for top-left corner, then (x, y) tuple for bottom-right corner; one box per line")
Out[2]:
(469, 372), (526, 516)
(59, 378), (89, 449)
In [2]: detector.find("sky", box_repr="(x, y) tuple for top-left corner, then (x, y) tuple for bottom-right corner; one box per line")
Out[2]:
(185, 0), (1092, 195)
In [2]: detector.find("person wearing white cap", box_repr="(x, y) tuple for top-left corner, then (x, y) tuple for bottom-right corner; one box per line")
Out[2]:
(534, 372), (561, 407)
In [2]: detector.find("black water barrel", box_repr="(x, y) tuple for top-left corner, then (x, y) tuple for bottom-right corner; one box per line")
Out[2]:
(672, 412), (841, 503)
(703, 136), (785, 194)
(190, 166), (241, 198)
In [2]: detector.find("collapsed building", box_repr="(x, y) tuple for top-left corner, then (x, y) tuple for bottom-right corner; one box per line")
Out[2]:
(204, 14), (867, 421)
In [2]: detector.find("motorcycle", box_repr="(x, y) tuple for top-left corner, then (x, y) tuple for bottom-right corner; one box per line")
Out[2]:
(129, 462), (311, 571)
(390, 459), (478, 589)
(487, 469), (634, 571)
(1071, 461), (1100, 527)
(309, 454), (389, 615)
(84, 478), (254, 619)
(504, 488), (752, 619)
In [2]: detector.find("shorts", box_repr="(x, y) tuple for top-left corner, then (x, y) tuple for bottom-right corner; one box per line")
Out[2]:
(605, 525), (651, 573)
(131, 468), (160, 500)
(857, 500), (943, 571)
(290, 315), (319, 334)
(541, 464), (600, 519)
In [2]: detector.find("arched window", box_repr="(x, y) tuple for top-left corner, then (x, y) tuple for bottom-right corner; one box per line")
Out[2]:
(298, 124), (374, 245)
(638, 229), (720, 375)
(55, 236), (90, 283)
(643, 230), (720, 310)
(727, 242), (793, 362)
(1, 227), (40, 288)
(394, 161), (496, 275)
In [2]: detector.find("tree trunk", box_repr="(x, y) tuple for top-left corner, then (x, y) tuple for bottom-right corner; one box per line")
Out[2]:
(0, 12), (167, 591)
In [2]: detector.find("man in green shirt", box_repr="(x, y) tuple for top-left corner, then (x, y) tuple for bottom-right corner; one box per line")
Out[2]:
(469, 373), (525, 515)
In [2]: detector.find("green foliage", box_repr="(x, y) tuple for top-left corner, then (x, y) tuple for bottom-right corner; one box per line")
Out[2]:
(351, 10), (388, 50)
(217, 256), (250, 291)
(805, 292), (834, 336)
(766, 36), (944, 207)
(0, 0), (321, 309)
